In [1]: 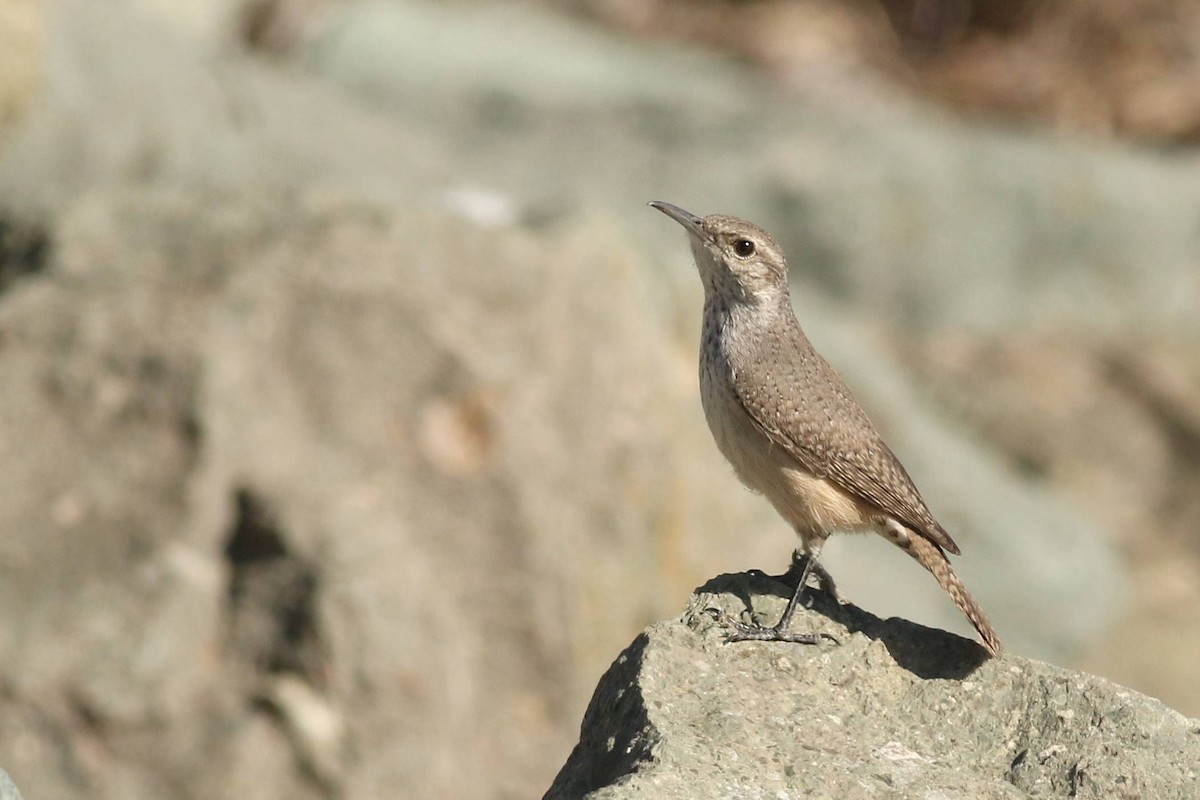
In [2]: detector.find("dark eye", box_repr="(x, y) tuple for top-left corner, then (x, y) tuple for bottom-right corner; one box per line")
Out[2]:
(732, 238), (756, 258)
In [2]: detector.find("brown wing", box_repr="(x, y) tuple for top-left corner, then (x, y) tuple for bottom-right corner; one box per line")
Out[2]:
(732, 327), (961, 556)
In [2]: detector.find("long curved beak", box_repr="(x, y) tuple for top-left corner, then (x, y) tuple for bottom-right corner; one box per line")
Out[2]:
(648, 201), (706, 239)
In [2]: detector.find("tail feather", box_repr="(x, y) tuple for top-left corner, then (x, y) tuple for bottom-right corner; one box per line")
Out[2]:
(890, 524), (1003, 656)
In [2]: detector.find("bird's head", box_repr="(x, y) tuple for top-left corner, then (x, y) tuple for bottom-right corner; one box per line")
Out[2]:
(650, 201), (789, 305)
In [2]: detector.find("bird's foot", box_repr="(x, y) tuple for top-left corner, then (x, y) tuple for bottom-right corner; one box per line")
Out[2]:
(717, 613), (839, 646)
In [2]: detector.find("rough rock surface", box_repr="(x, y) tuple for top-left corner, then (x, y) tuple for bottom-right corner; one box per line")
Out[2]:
(547, 573), (1200, 799)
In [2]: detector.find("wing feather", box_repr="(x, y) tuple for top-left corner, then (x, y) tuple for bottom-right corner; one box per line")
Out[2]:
(731, 332), (961, 555)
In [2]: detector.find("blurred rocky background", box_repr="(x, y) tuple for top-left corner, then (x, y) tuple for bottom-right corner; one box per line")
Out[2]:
(0, 1), (1197, 798)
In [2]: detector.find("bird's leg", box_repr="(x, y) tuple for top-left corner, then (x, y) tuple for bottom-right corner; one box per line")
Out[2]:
(724, 544), (839, 645)
(773, 550), (816, 631)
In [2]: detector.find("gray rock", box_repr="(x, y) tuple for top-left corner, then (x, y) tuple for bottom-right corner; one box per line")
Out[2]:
(547, 574), (1200, 800)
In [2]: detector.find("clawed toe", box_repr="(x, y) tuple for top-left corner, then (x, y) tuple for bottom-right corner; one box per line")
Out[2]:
(720, 615), (838, 646)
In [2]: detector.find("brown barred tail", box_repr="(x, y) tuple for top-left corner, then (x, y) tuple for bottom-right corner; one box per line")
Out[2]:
(891, 524), (1003, 656)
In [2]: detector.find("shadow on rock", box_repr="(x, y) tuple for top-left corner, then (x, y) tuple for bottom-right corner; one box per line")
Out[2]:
(543, 633), (656, 800)
(695, 571), (990, 680)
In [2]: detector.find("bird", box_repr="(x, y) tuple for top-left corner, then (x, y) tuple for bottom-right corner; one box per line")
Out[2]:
(650, 200), (1002, 656)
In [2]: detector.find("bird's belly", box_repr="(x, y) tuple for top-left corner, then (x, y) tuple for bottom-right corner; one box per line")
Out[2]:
(700, 365), (877, 538)
(699, 370), (776, 489)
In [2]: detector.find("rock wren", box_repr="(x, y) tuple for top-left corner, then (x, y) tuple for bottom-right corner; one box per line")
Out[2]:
(650, 201), (1002, 656)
